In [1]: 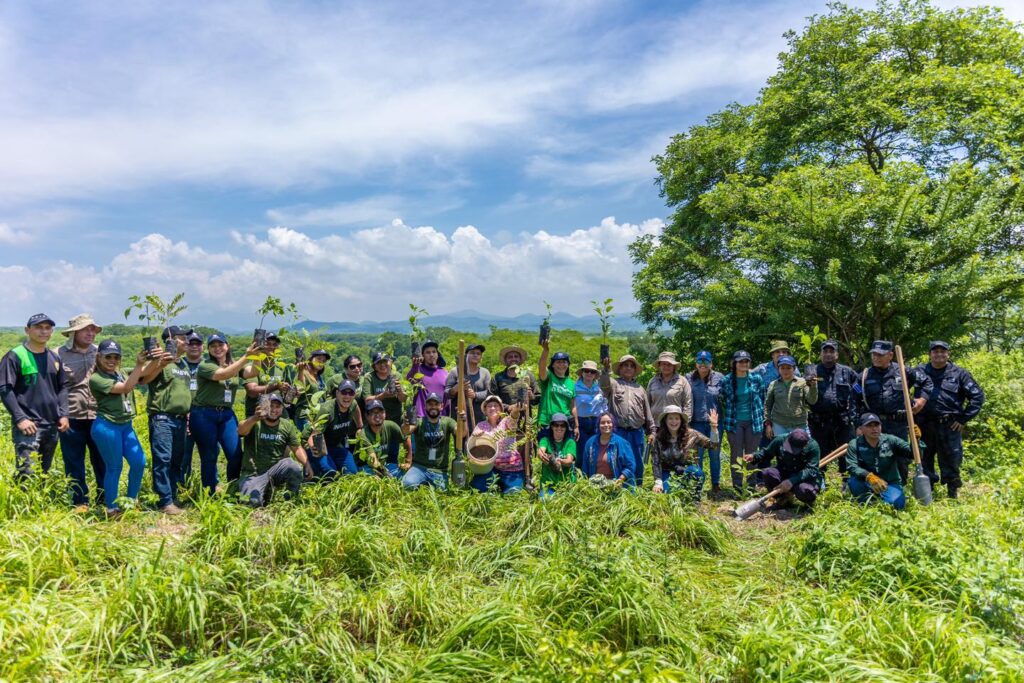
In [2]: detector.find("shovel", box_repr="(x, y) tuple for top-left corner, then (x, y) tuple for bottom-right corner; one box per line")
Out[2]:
(734, 445), (846, 520)
(895, 345), (932, 506)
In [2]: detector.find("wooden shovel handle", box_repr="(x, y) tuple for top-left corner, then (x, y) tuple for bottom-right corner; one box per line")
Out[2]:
(894, 345), (924, 466)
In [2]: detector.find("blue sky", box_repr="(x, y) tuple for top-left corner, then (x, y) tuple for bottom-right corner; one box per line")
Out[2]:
(2, 0), (1021, 328)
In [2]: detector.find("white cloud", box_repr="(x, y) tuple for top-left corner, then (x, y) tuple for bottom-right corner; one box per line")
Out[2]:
(0, 216), (663, 327)
(0, 223), (32, 245)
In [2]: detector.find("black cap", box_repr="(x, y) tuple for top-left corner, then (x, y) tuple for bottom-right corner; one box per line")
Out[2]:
(186, 332), (203, 344)
(421, 340), (439, 351)
(467, 344), (485, 353)
(929, 340), (950, 351)
(366, 399), (385, 412)
(783, 428), (810, 453)
(860, 413), (882, 426)
(336, 380), (357, 394)
(310, 349), (331, 360)
(821, 339), (838, 350)
(161, 325), (192, 341)
(870, 340), (893, 354)
(26, 313), (56, 327)
(372, 352), (390, 365)
(97, 339), (122, 356)
(425, 392), (443, 404)
(266, 393), (283, 404)
(265, 332), (280, 343)
(732, 350), (752, 362)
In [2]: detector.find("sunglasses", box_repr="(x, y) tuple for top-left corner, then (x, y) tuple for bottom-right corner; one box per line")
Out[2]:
(551, 423), (567, 429)
(340, 390), (355, 396)
(348, 363), (363, 369)
(581, 369), (598, 375)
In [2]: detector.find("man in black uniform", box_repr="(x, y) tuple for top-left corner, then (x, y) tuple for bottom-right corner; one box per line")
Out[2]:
(807, 339), (858, 476)
(915, 341), (984, 499)
(857, 340), (932, 482)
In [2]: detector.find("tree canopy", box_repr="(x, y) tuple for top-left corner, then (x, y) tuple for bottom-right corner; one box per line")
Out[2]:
(631, 0), (1024, 363)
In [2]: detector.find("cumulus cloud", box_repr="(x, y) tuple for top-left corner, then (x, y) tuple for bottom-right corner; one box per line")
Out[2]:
(0, 223), (32, 245)
(0, 217), (663, 327)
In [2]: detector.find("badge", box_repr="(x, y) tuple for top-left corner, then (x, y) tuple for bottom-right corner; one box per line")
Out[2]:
(224, 389), (233, 403)
(190, 379), (198, 391)
(428, 447), (438, 462)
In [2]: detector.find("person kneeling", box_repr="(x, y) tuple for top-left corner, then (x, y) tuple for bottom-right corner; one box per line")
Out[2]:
(651, 405), (719, 502)
(744, 428), (821, 508)
(845, 413), (912, 510)
(401, 393), (460, 490)
(237, 394), (311, 507)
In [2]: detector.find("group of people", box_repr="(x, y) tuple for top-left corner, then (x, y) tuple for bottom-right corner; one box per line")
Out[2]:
(0, 312), (985, 517)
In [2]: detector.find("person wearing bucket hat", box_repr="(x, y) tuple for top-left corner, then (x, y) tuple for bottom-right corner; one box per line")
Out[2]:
(445, 343), (491, 430)
(689, 351), (725, 494)
(237, 392), (310, 506)
(88, 340), (158, 516)
(470, 394), (525, 493)
(354, 399), (408, 477)
(745, 428), (823, 508)
(538, 339), (577, 437)
(490, 344), (539, 410)
(302, 379), (363, 478)
(537, 412), (577, 497)
(190, 335), (264, 495)
(600, 354), (655, 482)
(57, 314), (106, 510)
(400, 393), (460, 490)
(647, 351), (692, 424)
(720, 350), (766, 493)
(361, 352), (406, 425)
(574, 360), (608, 459)
(650, 404), (719, 502)
(1, 313), (69, 484)
(764, 355), (818, 439)
(845, 413), (913, 510)
(808, 340), (859, 479)
(407, 341), (450, 419)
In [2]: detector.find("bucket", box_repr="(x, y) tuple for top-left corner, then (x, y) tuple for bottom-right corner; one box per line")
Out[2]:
(467, 433), (496, 475)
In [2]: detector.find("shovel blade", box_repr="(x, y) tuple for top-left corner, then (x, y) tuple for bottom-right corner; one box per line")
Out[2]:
(912, 466), (933, 506)
(734, 497), (767, 520)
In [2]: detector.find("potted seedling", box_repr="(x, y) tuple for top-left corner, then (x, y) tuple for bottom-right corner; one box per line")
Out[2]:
(255, 296), (297, 347)
(794, 326), (827, 379)
(408, 303), (429, 357)
(592, 297), (614, 362)
(304, 390), (331, 456)
(539, 301), (553, 345)
(124, 292), (188, 356)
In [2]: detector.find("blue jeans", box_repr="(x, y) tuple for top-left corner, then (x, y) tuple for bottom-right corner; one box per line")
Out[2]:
(470, 469), (524, 494)
(90, 416), (147, 510)
(59, 418), (106, 506)
(402, 464), (448, 490)
(149, 414), (190, 507)
(190, 407), (241, 494)
(312, 446), (357, 478)
(658, 464), (704, 501)
(615, 426), (647, 483)
(577, 416), (599, 469)
(848, 477), (906, 510)
(691, 421), (721, 487)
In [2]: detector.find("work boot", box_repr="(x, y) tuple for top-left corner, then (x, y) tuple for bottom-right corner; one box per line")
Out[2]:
(947, 484), (959, 500)
(160, 503), (185, 516)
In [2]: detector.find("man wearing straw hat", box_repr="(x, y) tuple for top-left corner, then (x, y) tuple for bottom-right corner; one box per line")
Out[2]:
(57, 314), (106, 511)
(600, 354), (656, 482)
(647, 351), (693, 423)
(489, 344), (539, 410)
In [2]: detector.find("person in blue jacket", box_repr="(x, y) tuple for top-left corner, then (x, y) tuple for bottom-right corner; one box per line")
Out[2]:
(580, 413), (635, 488)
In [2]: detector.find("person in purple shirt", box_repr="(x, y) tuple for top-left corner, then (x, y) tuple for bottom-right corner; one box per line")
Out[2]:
(407, 340), (450, 418)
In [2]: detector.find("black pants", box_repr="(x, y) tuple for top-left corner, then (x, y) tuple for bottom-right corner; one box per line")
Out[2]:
(809, 415), (853, 473)
(919, 417), (963, 490)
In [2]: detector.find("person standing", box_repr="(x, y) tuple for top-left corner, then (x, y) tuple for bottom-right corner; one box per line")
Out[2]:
(537, 339), (577, 438)
(915, 341), (985, 498)
(140, 325), (196, 514)
(574, 360), (607, 460)
(647, 351), (693, 423)
(846, 413), (914, 510)
(489, 345), (539, 409)
(719, 350), (765, 493)
(0, 313), (69, 481)
(284, 348), (331, 431)
(361, 353), (407, 425)
(57, 314), (106, 510)
(88, 340), (155, 517)
(243, 332), (288, 418)
(445, 343), (491, 432)
(400, 393), (459, 490)
(688, 351), (725, 494)
(763, 355), (817, 439)
(599, 354), (656, 483)
(407, 340), (449, 418)
(807, 340), (859, 477)
(237, 393), (310, 507)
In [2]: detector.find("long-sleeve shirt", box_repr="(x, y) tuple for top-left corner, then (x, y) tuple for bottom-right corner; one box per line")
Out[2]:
(720, 373), (766, 434)
(916, 362), (985, 422)
(647, 374), (693, 423)
(688, 370), (724, 424)
(406, 363), (450, 418)
(809, 363), (859, 424)
(858, 364), (932, 419)
(752, 435), (823, 488)
(58, 341), (98, 420)
(0, 345), (68, 426)
(599, 370), (655, 433)
(444, 365), (492, 424)
(650, 428), (714, 479)
(845, 434), (914, 486)
(764, 377), (818, 429)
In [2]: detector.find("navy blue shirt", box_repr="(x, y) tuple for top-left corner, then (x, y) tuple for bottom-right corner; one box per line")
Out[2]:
(810, 362), (859, 422)
(917, 362), (984, 422)
(858, 363), (932, 418)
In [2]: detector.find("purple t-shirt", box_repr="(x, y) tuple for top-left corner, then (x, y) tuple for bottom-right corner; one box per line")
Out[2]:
(407, 363), (450, 418)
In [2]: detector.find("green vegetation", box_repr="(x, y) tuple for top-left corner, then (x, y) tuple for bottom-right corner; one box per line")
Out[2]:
(0, 350), (1021, 680)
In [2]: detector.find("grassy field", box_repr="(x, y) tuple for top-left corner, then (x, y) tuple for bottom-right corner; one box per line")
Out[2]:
(1, 351), (1022, 681)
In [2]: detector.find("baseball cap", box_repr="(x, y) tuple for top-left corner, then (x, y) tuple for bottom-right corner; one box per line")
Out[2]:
(207, 333), (228, 345)
(310, 349), (331, 360)
(366, 399), (385, 412)
(161, 325), (193, 341)
(425, 392), (443, 404)
(26, 313), (56, 327)
(870, 340), (893, 354)
(860, 413), (882, 426)
(929, 340), (950, 351)
(372, 352), (390, 365)
(733, 350), (752, 362)
(783, 428), (810, 453)
(336, 380), (357, 394)
(467, 344), (486, 353)
(696, 350), (713, 363)
(821, 340), (838, 350)
(777, 355), (797, 367)
(186, 332), (203, 344)
(97, 339), (122, 356)
(266, 393), (283, 404)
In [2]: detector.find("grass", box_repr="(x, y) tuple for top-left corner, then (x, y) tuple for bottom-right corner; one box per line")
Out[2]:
(1, 432), (1023, 682)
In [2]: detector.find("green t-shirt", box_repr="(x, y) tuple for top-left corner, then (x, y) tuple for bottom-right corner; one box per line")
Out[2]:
(241, 418), (300, 477)
(282, 365), (327, 415)
(89, 371), (137, 424)
(538, 374), (575, 426)
(303, 398), (360, 450)
(193, 358), (243, 409)
(146, 360), (193, 416)
(360, 373), (403, 424)
(539, 435), (577, 486)
(411, 416), (457, 470)
(355, 420), (405, 468)
(244, 362), (284, 417)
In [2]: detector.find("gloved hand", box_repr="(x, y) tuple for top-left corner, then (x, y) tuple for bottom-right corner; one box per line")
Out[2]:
(865, 472), (887, 494)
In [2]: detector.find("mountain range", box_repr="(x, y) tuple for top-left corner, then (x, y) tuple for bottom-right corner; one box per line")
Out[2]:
(290, 309), (647, 335)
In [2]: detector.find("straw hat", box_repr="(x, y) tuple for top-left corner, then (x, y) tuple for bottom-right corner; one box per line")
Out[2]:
(577, 359), (600, 376)
(499, 345), (528, 365)
(62, 314), (102, 337)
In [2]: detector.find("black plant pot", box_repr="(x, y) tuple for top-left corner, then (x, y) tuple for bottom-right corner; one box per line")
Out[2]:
(539, 323), (551, 345)
(253, 328), (268, 346)
(600, 344), (610, 362)
(164, 339), (177, 356)
(142, 336), (159, 355)
(312, 433), (327, 456)
(283, 386), (299, 405)
(295, 347), (305, 362)
(804, 364), (817, 380)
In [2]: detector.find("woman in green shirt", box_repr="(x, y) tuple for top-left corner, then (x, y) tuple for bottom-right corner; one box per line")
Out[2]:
(190, 334), (262, 494)
(537, 339), (577, 439)
(88, 339), (156, 516)
(537, 412), (576, 498)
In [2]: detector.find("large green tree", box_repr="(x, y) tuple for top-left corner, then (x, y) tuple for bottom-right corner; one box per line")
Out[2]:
(632, 0), (1024, 363)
